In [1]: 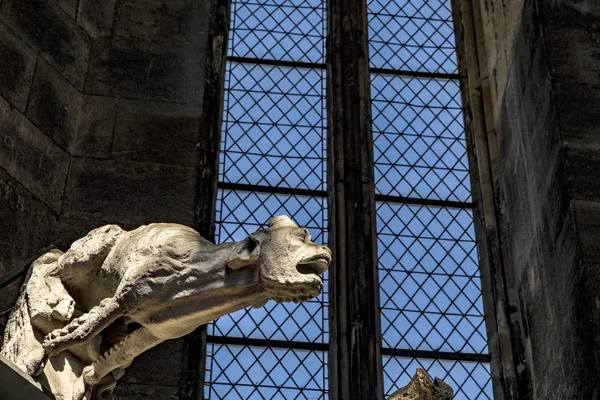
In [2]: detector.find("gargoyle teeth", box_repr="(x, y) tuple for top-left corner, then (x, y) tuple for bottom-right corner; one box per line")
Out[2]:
(97, 336), (127, 364)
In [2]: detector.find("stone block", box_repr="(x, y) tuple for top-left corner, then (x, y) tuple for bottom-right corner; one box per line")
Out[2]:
(112, 383), (178, 400)
(71, 95), (117, 157)
(0, 355), (53, 400)
(86, 39), (205, 103)
(497, 68), (526, 163)
(564, 144), (600, 202)
(0, 22), (37, 112)
(0, 0), (90, 89)
(0, 97), (70, 211)
(507, 0), (543, 94)
(522, 67), (561, 193)
(26, 59), (81, 151)
(545, 23), (600, 85)
(573, 200), (600, 265)
(119, 339), (183, 387)
(77, 0), (118, 38)
(538, 162), (571, 246)
(63, 157), (196, 225)
(27, 60), (117, 157)
(0, 167), (56, 325)
(112, 0), (209, 48)
(555, 81), (600, 145)
(538, 0), (600, 28)
(53, 0), (78, 19)
(113, 99), (200, 167)
(502, 0), (527, 66)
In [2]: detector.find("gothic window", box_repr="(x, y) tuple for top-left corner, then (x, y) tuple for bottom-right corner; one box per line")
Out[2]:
(204, 1), (329, 398)
(203, 0), (492, 399)
(367, 0), (491, 398)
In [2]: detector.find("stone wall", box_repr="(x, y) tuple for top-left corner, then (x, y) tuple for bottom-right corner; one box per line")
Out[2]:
(466, 0), (600, 398)
(0, 0), (210, 397)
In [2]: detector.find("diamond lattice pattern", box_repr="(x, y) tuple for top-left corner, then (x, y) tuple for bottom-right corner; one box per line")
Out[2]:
(368, 0), (458, 73)
(206, 191), (328, 399)
(369, 1), (490, 393)
(230, 0), (325, 63)
(383, 357), (492, 400)
(372, 74), (470, 202)
(221, 63), (326, 191)
(206, 345), (327, 400)
(207, 0), (327, 395)
(212, 191), (328, 344)
(378, 203), (487, 354)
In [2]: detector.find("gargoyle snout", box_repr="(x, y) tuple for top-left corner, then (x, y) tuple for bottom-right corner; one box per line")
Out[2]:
(296, 245), (331, 276)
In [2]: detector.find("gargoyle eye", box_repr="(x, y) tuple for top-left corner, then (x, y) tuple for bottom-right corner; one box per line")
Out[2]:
(247, 237), (258, 252)
(303, 229), (311, 242)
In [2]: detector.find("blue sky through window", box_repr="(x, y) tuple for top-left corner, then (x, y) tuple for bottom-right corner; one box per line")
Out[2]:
(204, 0), (491, 399)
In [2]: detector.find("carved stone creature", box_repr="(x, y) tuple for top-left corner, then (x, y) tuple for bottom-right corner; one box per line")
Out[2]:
(1, 216), (330, 400)
(388, 368), (453, 400)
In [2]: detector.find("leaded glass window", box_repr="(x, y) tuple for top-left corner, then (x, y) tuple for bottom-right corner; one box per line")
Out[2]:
(204, 0), (493, 399)
(204, 1), (328, 398)
(368, 0), (491, 398)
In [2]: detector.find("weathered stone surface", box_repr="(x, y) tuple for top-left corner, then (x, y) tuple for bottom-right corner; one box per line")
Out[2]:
(554, 81), (600, 145)
(0, 167), (56, 328)
(71, 95), (117, 158)
(63, 157), (197, 225)
(0, 96), (70, 211)
(507, 0), (543, 97)
(539, 11), (600, 389)
(113, 383), (178, 399)
(53, 0), (79, 19)
(0, 22), (37, 111)
(0, 355), (53, 400)
(538, 0), (600, 28)
(118, 338), (184, 387)
(112, 0), (209, 47)
(27, 59), (81, 151)
(0, 0), (90, 88)
(112, 99), (200, 167)
(573, 200), (600, 264)
(76, 0), (118, 38)
(545, 23), (600, 85)
(27, 59), (118, 157)
(1, 216), (330, 399)
(476, 0), (600, 398)
(86, 39), (205, 103)
(387, 369), (453, 400)
(564, 144), (600, 202)
(0, 1), (213, 398)
(53, 216), (134, 253)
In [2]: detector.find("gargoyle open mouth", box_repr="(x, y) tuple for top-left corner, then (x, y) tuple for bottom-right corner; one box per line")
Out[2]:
(296, 253), (331, 275)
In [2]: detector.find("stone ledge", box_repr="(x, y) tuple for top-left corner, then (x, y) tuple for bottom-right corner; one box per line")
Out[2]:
(0, 354), (54, 400)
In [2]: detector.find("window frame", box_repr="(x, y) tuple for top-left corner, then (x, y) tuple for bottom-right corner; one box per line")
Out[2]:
(192, 0), (502, 399)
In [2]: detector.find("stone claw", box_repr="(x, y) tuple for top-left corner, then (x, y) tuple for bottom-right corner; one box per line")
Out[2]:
(43, 318), (82, 355)
(42, 336), (60, 356)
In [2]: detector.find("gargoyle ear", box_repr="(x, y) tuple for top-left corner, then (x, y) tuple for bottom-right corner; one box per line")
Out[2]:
(228, 236), (260, 269)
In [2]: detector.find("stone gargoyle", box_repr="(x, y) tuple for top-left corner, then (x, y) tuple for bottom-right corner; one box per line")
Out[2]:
(388, 368), (453, 400)
(1, 215), (330, 400)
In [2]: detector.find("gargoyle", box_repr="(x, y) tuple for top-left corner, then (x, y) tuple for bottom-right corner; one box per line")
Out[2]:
(1, 216), (330, 400)
(387, 368), (453, 400)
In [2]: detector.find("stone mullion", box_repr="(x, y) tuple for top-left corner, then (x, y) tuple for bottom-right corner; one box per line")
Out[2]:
(326, 0), (383, 399)
(454, 0), (530, 399)
(183, 0), (230, 399)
